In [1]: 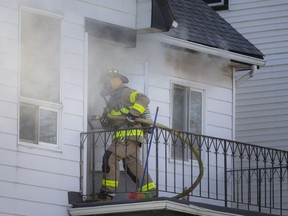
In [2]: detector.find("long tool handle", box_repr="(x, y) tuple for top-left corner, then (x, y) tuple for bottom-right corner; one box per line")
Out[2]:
(139, 107), (159, 192)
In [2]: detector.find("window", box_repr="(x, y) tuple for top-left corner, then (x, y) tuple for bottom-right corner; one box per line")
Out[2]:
(19, 8), (62, 147)
(172, 84), (203, 160)
(203, 0), (229, 11)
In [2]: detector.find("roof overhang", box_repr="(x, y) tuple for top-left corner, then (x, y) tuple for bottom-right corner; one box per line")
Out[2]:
(152, 34), (266, 67)
(137, 0), (178, 32)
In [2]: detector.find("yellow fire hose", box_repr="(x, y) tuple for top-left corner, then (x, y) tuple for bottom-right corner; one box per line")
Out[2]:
(94, 114), (204, 200)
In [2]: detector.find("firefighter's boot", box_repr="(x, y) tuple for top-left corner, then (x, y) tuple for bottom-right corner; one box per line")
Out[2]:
(93, 191), (114, 201)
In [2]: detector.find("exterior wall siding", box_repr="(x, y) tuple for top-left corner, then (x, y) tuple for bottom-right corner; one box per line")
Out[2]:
(218, 0), (288, 150)
(218, 1), (288, 214)
(0, 1), (138, 215)
(0, 1), (21, 215)
(137, 36), (233, 199)
(0, 0), (85, 215)
(0, 0), (236, 215)
(87, 33), (234, 201)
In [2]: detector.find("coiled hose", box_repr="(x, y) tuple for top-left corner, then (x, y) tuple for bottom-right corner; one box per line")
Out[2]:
(91, 114), (204, 199)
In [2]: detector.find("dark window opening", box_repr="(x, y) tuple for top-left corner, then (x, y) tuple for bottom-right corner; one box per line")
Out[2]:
(203, 0), (229, 11)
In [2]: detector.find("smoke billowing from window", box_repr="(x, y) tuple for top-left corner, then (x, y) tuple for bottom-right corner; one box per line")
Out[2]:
(21, 9), (61, 103)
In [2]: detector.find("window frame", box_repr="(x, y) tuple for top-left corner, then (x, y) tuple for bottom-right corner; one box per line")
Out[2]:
(170, 81), (206, 161)
(203, 0), (229, 11)
(19, 7), (63, 150)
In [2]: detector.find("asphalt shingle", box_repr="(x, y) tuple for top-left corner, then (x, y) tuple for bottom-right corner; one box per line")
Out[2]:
(168, 0), (264, 59)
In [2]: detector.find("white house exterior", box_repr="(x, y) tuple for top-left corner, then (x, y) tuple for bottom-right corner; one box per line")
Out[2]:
(0, 1), (266, 216)
(217, 1), (288, 214)
(218, 0), (288, 151)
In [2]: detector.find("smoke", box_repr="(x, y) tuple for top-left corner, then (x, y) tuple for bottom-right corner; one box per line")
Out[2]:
(137, 34), (231, 82)
(87, 35), (141, 117)
(88, 31), (232, 120)
(20, 9), (61, 103)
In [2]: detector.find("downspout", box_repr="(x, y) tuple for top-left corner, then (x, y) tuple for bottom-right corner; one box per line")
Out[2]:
(235, 65), (257, 86)
(232, 67), (236, 141)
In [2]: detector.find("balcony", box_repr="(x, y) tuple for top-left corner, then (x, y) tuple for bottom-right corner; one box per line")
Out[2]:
(69, 126), (288, 216)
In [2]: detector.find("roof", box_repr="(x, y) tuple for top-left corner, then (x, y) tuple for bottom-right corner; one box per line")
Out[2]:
(167, 0), (264, 60)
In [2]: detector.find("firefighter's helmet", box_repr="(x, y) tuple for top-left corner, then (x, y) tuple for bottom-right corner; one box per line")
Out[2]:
(102, 69), (129, 83)
(100, 69), (129, 97)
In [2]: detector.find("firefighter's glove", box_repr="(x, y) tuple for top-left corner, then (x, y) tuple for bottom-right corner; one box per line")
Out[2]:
(126, 113), (136, 127)
(100, 115), (111, 129)
(143, 125), (153, 134)
(89, 115), (97, 122)
(88, 115), (97, 130)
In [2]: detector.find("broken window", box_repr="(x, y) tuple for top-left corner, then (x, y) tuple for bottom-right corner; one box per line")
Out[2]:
(172, 84), (203, 160)
(19, 8), (62, 147)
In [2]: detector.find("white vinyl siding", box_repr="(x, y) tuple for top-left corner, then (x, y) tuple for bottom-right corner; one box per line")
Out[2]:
(139, 38), (233, 197)
(0, 1), (87, 215)
(85, 32), (234, 198)
(0, 0), (142, 215)
(218, 1), (288, 214)
(218, 0), (288, 150)
(0, 0), (240, 215)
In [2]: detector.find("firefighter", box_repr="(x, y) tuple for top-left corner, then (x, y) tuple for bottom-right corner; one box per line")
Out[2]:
(96, 69), (156, 200)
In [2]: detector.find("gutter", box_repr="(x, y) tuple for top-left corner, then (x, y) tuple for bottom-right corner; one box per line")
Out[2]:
(151, 34), (266, 67)
(235, 65), (257, 86)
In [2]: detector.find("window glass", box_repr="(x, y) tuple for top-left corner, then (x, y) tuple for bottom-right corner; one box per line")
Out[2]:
(189, 91), (202, 134)
(172, 85), (187, 131)
(172, 85), (187, 160)
(204, 0), (222, 3)
(20, 104), (58, 145)
(39, 109), (58, 144)
(21, 10), (61, 103)
(20, 103), (38, 143)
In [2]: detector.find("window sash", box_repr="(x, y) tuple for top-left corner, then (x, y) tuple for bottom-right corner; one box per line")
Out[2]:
(19, 99), (61, 146)
(19, 8), (62, 147)
(172, 84), (203, 160)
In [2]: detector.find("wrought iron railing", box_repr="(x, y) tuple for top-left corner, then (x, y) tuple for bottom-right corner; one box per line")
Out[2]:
(80, 127), (288, 215)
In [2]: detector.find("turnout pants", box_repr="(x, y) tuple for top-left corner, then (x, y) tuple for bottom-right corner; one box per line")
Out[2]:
(101, 139), (155, 194)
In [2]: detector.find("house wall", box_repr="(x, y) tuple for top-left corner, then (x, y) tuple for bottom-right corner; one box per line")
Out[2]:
(91, 35), (233, 197)
(218, 0), (288, 150)
(0, 0), (236, 215)
(136, 36), (234, 140)
(138, 37), (234, 199)
(87, 32), (234, 200)
(218, 1), (288, 214)
(0, 0), (138, 215)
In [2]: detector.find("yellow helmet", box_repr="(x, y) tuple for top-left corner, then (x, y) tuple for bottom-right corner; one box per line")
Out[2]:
(102, 69), (129, 83)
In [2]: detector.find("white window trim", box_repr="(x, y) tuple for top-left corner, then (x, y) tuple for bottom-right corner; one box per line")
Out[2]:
(207, 0), (225, 7)
(18, 100), (63, 151)
(20, 6), (64, 19)
(18, 7), (63, 151)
